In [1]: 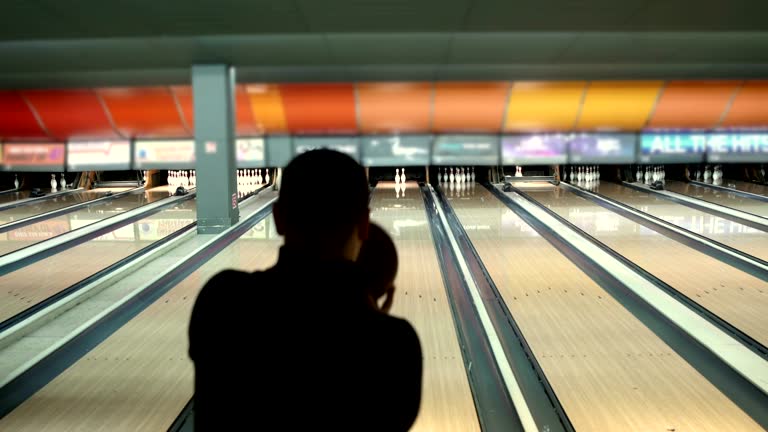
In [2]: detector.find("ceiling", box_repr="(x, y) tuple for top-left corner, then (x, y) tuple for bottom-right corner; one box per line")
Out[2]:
(1, 0), (768, 88)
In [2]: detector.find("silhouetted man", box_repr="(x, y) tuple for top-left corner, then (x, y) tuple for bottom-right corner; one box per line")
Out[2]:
(189, 150), (422, 431)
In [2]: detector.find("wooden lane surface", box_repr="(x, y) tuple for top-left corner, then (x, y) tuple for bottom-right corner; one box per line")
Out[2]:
(0, 188), (133, 226)
(0, 209), (280, 431)
(663, 181), (768, 218)
(0, 190), (31, 206)
(0, 187), (173, 256)
(371, 182), (480, 432)
(721, 180), (768, 197)
(594, 182), (768, 261)
(526, 186), (768, 347)
(447, 185), (761, 431)
(0, 198), (197, 323)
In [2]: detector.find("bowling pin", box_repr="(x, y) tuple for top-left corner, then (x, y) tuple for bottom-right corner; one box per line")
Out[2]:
(13, 174), (19, 189)
(50, 174), (58, 191)
(265, 169), (271, 184)
(471, 167), (475, 182)
(395, 168), (400, 184)
(636, 166), (642, 183)
(704, 165), (712, 181)
(449, 167), (455, 183)
(60, 173), (66, 189)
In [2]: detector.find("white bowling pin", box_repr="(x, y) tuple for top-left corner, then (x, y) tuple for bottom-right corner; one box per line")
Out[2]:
(704, 165), (712, 181)
(401, 168), (406, 183)
(13, 174), (19, 189)
(395, 168), (400, 184)
(60, 173), (66, 189)
(471, 167), (476, 182)
(50, 174), (58, 191)
(449, 167), (455, 183)
(265, 169), (271, 184)
(636, 166), (642, 182)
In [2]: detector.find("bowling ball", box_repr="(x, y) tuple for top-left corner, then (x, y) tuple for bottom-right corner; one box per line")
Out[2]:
(502, 182), (513, 192)
(174, 186), (188, 196)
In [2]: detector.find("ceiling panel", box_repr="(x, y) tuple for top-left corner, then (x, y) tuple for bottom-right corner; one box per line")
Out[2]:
(327, 34), (451, 64)
(0, 91), (50, 140)
(97, 87), (189, 138)
(647, 81), (740, 129)
(577, 81), (663, 131)
(504, 81), (586, 132)
(433, 82), (509, 132)
(279, 83), (357, 133)
(23, 89), (120, 140)
(720, 80), (768, 128)
(449, 33), (575, 64)
(465, 0), (645, 31)
(246, 84), (288, 134)
(357, 82), (432, 133)
(298, 0), (471, 32)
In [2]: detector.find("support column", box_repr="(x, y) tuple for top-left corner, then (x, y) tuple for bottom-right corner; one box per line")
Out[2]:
(192, 64), (239, 234)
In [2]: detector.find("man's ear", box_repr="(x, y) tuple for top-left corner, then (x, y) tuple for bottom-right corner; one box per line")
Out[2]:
(273, 201), (285, 235)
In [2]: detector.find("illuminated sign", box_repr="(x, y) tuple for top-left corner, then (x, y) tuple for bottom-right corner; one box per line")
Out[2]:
(361, 135), (431, 167)
(706, 133), (768, 163)
(502, 135), (567, 165)
(568, 134), (636, 164)
(639, 134), (706, 163)
(432, 135), (500, 166)
(2, 143), (65, 171)
(236, 138), (266, 168)
(134, 140), (195, 169)
(293, 137), (360, 162)
(67, 141), (131, 171)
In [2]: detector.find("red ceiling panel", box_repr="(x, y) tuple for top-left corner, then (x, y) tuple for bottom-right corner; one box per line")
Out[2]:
(97, 87), (189, 138)
(279, 84), (357, 134)
(23, 89), (120, 140)
(171, 85), (259, 136)
(0, 91), (50, 140)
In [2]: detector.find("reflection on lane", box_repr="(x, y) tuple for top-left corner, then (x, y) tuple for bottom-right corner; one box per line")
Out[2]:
(664, 181), (768, 218)
(0, 198), (198, 324)
(0, 190), (31, 206)
(525, 185), (768, 348)
(0, 188), (172, 255)
(592, 182), (768, 261)
(0, 188), (133, 226)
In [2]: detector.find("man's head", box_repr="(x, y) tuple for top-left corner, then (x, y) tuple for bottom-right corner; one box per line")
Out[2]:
(274, 149), (370, 260)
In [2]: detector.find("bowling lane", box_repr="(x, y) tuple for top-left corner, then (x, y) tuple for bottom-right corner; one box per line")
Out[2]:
(0, 190), (32, 206)
(0, 187), (173, 256)
(722, 180), (768, 197)
(447, 185), (760, 431)
(371, 182), (480, 432)
(0, 193), (281, 432)
(0, 197), (197, 324)
(0, 187), (134, 227)
(525, 185), (768, 347)
(593, 182), (768, 261)
(663, 181), (768, 218)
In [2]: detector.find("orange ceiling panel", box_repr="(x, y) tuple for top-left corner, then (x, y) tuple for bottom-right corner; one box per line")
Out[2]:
(171, 85), (258, 136)
(432, 82), (509, 132)
(357, 82), (432, 133)
(279, 83), (357, 134)
(246, 84), (288, 134)
(0, 91), (49, 140)
(647, 81), (739, 129)
(171, 85), (194, 131)
(504, 82), (586, 132)
(23, 89), (119, 140)
(577, 81), (663, 131)
(234, 85), (259, 136)
(97, 87), (188, 138)
(720, 80), (768, 128)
